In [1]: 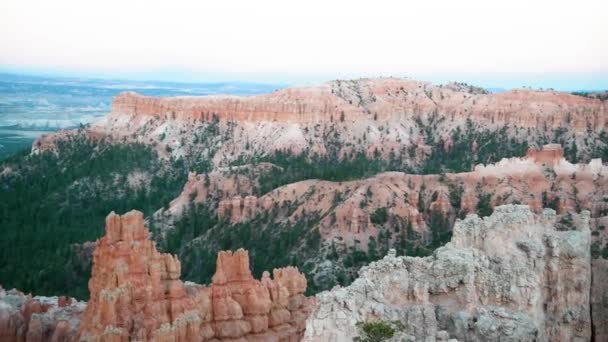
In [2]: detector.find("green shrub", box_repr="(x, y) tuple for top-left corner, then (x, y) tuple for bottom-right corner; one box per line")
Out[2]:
(370, 207), (388, 225)
(476, 193), (493, 217)
(592, 241), (602, 259)
(355, 320), (403, 342)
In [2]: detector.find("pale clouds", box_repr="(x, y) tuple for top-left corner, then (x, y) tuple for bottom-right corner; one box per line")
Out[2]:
(1, 0), (606, 86)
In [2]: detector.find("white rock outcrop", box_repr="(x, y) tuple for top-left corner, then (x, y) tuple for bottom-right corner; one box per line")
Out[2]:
(304, 205), (591, 342)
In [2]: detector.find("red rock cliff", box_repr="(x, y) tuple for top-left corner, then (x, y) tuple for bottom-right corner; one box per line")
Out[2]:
(78, 210), (312, 342)
(110, 78), (607, 131)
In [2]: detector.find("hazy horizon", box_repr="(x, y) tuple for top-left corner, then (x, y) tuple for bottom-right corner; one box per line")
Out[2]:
(1, 69), (607, 93)
(2, 0), (606, 91)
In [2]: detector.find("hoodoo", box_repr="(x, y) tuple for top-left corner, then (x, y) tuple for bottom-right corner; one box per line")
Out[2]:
(0, 287), (84, 342)
(79, 210), (312, 341)
(0, 211), (312, 342)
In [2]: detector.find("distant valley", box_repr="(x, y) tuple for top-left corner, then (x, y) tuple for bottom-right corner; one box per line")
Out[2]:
(0, 73), (281, 159)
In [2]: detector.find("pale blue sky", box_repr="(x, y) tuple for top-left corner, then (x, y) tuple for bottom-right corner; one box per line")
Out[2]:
(1, 0), (606, 91)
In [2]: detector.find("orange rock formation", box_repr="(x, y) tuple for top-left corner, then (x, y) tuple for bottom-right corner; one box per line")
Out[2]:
(33, 78), (608, 166)
(110, 79), (607, 131)
(0, 286), (84, 342)
(161, 144), (606, 257)
(525, 143), (564, 165)
(78, 210), (312, 342)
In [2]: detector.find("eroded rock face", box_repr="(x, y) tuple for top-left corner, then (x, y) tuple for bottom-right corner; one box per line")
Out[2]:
(150, 144), (607, 298)
(0, 286), (85, 342)
(526, 143), (564, 165)
(78, 210), (312, 341)
(591, 259), (608, 342)
(33, 78), (608, 165)
(304, 205), (592, 342)
(109, 79), (606, 131)
(164, 144), (607, 248)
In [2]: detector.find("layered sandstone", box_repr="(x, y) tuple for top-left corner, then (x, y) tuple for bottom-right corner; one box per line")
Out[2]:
(149, 143), (608, 338)
(164, 144), (607, 253)
(0, 286), (85, 342)
(526, 143), (564, 165)
(33, 78), (608, 167)
(217, 195), (265, 223)
(151, 163), (280, 235)
(109, 79), (607, 131)
(304, 205), (592, 341)
(79, 210), (312, 342)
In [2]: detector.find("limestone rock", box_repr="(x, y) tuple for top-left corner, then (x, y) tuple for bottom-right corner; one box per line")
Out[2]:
(303, 205), (592, 342)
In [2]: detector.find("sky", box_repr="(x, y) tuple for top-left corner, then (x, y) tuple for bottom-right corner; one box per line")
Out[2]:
(1, 0), (607, 90)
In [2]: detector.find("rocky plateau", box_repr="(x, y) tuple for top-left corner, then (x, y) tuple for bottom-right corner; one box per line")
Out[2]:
(33, 78), (608, 166)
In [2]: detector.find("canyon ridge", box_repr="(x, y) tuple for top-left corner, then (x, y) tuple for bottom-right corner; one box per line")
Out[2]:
(1, 78), (607, 341)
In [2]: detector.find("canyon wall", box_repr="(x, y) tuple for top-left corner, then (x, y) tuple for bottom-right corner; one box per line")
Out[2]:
(152, 144), (607, 340)
(33, 78), (608, 167)
(15, 77), (608, 341)
(304, 205), (592, 342)
(110, 78), (607, 131)
(164, 144), (607, 251)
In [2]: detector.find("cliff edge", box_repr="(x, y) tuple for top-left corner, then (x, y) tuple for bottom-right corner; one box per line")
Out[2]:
(304, 205), (592, 342)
